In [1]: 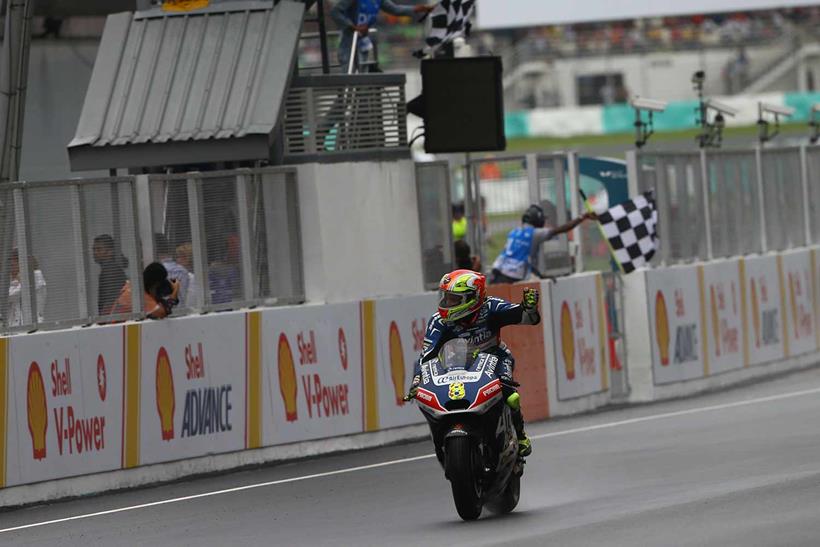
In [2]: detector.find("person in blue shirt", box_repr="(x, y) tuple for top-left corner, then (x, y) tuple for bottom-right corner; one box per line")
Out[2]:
(490, 204), (597, 284)
(330, 0), (433, 71)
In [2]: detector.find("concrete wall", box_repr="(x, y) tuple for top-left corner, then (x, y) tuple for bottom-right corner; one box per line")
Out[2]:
(551, 43), (788, 106)
(296, 159), (425, 303)
(20, 40), (105, 181)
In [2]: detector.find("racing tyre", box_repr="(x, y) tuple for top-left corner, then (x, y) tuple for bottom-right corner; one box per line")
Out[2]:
(486, 473), (520, 514)
(445, 435), (483, 520)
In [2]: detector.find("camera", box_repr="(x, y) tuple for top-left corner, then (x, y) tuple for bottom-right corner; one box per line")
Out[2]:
(630, 96), (668, 113)
(691, 70), (705, 85)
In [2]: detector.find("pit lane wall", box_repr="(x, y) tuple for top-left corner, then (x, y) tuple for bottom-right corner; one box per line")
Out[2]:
(0, 272), (617, 504)
(2, 248), (818, 505)
(624, 248), (820, 402)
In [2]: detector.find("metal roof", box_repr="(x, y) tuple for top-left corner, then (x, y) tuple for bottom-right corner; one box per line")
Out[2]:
(68, 0), (305, 170)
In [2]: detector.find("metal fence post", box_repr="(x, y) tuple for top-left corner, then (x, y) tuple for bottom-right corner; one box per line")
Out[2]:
(800, 144), (812, 245)
(567, 151), (584, 273)
(135, 174), (154, 267)
(235, 171), (255, 302)
(655, 157), (671, 265)
(69, 184), (91, 321)
(0, 188), (15, 330)
(699, 149), (714, 260)
(625, 150), (640, 196)
(526, 153), (539, 205)
(13, 187), (35, 326)
(754, 146), (768, 253)
(128, 179), (144, 317)
(186, 175), (208, 309)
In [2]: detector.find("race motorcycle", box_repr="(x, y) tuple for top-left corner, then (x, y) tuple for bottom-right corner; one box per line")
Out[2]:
(408, 338), (524, 521)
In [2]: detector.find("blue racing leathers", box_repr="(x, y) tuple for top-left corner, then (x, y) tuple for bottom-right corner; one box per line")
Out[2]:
(412, 296), (540, 383)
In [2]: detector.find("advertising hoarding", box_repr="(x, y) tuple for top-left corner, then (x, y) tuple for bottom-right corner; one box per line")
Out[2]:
(646, 265), (707, 384)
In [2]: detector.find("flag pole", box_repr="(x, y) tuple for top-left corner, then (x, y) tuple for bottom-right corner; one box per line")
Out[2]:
(579, 189), (626, 275)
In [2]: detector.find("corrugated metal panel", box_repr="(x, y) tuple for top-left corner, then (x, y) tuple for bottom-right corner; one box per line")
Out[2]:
(68, 0), (304, 169)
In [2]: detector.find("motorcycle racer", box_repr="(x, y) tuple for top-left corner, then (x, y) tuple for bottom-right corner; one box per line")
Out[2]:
(408, 269), (540, 457)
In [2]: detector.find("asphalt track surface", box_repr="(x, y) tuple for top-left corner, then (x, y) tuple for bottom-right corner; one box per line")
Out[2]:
(4, 368), (820, 546)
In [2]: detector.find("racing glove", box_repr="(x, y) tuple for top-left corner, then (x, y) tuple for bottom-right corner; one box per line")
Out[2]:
(520, 288), (541, 325)
(522, 287), (539, 310)
(404, 375), (421, 401)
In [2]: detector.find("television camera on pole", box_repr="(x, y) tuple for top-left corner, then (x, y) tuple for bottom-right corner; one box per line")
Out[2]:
(692, 71), (737, 149)
(757, 102), (795, 144)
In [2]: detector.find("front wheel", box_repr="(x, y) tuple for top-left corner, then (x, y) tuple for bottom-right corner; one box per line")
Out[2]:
(486, 473), (520, 514)
(445, 435), (483, 521)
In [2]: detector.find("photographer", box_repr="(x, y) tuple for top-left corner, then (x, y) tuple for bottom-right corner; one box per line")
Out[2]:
(108, 262), (180, 320)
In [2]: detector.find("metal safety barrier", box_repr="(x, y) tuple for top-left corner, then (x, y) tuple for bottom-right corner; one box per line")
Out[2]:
(631, 145), (819, 265)
(0, 167), (304, 334)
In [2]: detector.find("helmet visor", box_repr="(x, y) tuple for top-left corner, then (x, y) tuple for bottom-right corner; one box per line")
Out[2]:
(439, 290), (468, 309)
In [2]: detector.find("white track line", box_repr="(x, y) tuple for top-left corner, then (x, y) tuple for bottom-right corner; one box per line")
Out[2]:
(3, 384), (820, 535)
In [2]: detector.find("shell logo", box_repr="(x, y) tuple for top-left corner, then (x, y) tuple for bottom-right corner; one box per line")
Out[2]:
(751, 278), (761, 348)
(710, 285), (721, 357)
(278, 333), (298, 422)
(655, 291), (670, 366)
(338, 328), (349, 371)
(26, 361), (48, 460)
(389, 322), (406, 405)
(97, 354), (107, 402)
(560, 302), (575, 380)
(155, 347), (176, 441)
(789, 273), (799, 340)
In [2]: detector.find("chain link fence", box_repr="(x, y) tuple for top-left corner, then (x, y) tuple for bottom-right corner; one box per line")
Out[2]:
(636, 145), (818, 265)
(0, 167), (303, 334)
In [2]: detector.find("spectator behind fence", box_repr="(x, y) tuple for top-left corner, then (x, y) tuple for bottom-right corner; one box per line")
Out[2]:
(175, 243), (200, 309)
(207, 233), (240, 305)
(454, 239), (481, 272)
(154, 233), (189, 307)
(109, 262), (180, 319)
(93, 234), (128, 316)
(7, 249), (46, 326)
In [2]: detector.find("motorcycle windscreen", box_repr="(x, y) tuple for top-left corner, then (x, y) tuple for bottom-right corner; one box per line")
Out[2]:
(438, 338), (475, 370)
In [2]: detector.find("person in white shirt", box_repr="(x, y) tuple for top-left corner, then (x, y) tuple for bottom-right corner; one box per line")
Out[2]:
(8, 250), (46, 326)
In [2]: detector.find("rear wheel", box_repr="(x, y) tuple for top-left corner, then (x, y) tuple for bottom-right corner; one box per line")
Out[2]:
(486, 473), (520, 514)
(445, 435), (483, 521)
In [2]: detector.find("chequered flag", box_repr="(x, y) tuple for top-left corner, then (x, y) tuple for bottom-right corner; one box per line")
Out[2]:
(598, 191), (658, 274)
(425, 0), (475, 51)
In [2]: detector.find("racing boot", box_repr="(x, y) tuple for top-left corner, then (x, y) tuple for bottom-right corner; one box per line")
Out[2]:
(506, 392), (532, 457)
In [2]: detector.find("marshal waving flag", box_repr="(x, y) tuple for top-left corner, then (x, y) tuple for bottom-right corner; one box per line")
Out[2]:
(596, 191), (659, 274)
(425, 0), (475, 52)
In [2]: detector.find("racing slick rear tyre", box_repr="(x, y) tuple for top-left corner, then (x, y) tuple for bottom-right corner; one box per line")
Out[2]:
(486, 473), (520, 514)
(445, 435), (483, 521)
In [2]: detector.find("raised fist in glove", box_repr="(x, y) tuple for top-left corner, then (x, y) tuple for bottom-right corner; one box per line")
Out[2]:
(522, 287), (540, 310)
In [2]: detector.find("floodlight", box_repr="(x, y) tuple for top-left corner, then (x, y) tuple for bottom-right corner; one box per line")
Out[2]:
(810, 103), (820, 144)
(705, 99), (738, 117)
(631, 96), (668, 148)
(758, 102), (794, 144)
(759, 103), (795, 117)
(630, 97), (668, 113)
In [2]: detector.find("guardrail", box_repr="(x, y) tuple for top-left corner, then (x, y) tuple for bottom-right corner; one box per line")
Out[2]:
(0, 167), (304, 334)
(631, 145), (819, 265)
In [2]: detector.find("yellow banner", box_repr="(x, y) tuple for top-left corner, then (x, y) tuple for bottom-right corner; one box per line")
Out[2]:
(361, 301), (379, 432)
(162, 0), (210, 12)
(124, 325), (141, 469)
(246, 312), (262, 449)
